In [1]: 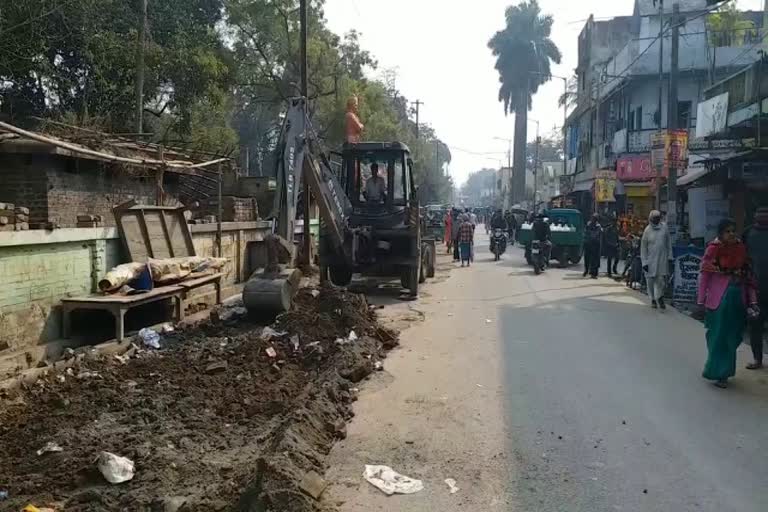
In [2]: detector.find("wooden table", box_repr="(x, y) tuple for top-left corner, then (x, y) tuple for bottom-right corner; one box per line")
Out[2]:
(62, 273), (222, 341)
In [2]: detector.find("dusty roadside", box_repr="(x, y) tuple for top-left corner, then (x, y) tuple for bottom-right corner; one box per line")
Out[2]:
(0, 285), (397, 512)
(324, 253), (517, 511)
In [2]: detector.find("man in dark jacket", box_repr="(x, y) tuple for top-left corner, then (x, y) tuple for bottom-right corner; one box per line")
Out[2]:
(490, 209), (507, 231)
(745, 207), (768, 369)
(603, 214), (620, 277)
(583, 213), (602, 279)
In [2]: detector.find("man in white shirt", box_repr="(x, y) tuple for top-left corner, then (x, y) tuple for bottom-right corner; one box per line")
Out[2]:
(364, 163), (387, 203)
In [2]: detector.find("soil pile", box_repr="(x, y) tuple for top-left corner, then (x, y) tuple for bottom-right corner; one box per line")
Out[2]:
(0, 284), (397, 511)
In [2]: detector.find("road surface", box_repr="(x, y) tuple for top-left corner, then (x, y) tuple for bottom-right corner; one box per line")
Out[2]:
(326, 229), (768, 512)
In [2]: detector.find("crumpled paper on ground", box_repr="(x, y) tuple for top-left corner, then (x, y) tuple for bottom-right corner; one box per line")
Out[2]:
(97, 451), (135, 484)
(363, 465), (423, 495)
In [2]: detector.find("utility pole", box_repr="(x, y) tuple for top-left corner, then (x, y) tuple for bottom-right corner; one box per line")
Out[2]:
(412, 100), (423, 139)
(300, 0), (311, 266)
(655, 0), (664, 211)
(533, 133), (541, 213)
(562, 77), (568, 182)
(135, 0), (147, 134)
(667, 3), (681, 239)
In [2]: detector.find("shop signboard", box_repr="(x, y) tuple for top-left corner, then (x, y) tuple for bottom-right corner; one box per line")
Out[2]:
(696, 93), (729, 139)
(594, 170), (617, 202)
(651, 129), (689, 178)
(617, 155), (654, 181)
(672, 246), (704, 304)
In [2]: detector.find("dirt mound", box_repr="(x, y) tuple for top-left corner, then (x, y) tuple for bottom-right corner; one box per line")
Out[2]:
(0, 285), (397, 511)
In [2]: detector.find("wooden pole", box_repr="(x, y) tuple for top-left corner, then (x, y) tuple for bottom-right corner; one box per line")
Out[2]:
(300, 0), (311, 266)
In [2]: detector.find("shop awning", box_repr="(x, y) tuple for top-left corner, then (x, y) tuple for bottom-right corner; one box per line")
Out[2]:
(677, 166), (714, 186)
(571, 180), (593, 192)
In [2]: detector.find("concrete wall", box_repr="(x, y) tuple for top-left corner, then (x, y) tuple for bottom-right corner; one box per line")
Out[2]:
(0, 221), (271, 372)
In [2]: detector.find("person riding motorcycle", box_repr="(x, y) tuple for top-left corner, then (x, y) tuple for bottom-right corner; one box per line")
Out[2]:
(490, 209), (507, 231)
(489, 209), (507, 253)
(526, 213), (552, 264)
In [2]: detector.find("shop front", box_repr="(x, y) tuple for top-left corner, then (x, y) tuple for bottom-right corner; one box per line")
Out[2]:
(617, 154), (655, 219)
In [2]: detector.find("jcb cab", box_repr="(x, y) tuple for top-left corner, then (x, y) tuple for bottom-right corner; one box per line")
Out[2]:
(320, 142), (435, 296)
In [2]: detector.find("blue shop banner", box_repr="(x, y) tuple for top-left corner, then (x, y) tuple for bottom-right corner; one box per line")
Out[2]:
(672, 245), (704, 303)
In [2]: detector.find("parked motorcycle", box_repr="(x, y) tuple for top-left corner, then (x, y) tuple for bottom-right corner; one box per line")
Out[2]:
(490, 228), (507, 261)
(530, 239), (549, 275)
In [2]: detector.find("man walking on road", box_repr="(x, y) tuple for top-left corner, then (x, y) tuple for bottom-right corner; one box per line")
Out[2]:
(603, 214), (620, 277)
(641, 210), (673, 309)
(744, 207), (768, 369)
(458, 214), (474, 267)
(583, 213), (602, 279)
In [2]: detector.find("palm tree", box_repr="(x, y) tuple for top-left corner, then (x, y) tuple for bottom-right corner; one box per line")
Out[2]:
(488, 0), (561, 204)
(558, 74), (578, 111)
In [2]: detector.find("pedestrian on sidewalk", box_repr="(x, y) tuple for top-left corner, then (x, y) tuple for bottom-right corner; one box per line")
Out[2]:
(458, 214), (474, 267)
(744, 208), (768, 370)
(698, 218), (758, 388)
(444, 210), (453, 254)
(583, 213), (602, 279)
(603, 214), (620, 277)
(451, 208), (461, 262)
(640, 210), (672, 309)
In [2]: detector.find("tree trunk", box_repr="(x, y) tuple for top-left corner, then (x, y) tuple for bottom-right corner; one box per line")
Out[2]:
(512, 90), (528, 205)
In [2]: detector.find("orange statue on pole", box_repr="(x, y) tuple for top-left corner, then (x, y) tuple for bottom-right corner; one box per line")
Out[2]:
(345, 95), (364, 144)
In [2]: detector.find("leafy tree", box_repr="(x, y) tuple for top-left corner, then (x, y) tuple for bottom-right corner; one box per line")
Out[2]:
(488, 0), (561, 203)
(461, 169), (498, 207)
(0, 0), (232, 137)
(558, 75), (578, 111)
(707, 4), (757, 47)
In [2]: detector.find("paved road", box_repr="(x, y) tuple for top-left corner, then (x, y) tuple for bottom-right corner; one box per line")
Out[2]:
(327, 230), (768, 512)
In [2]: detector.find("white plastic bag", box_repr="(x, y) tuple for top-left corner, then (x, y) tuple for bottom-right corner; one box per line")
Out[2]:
(138, 328), (160, 349)
(363, 465), (423, 495)
(97, 451), (135, 484)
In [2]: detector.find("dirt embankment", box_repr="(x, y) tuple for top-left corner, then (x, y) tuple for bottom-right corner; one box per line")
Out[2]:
(0, 284), (398, 512)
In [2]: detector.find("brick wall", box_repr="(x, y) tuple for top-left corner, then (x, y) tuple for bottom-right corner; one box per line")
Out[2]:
(0, 154), (55, 224)
(46, 160), (157, 227)
(0, 153), (184, 228)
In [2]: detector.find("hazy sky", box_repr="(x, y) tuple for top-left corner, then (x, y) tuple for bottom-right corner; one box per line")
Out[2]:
(323, 0), (763, 186)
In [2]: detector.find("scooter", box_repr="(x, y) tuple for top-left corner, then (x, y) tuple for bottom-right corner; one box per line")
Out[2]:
(530, 239), (549, 275)
(490, 228), (507, 261)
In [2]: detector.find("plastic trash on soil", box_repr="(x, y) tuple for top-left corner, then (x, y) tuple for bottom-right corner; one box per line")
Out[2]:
(138, 328), (160, 349)
(335, 330), (359, 345)
(444, 478), (459, 494)
(36, 442), (63, 456)
(363, 465), (423, 495)
(97, 452), (135, 484)
(260, 327), (287, 341)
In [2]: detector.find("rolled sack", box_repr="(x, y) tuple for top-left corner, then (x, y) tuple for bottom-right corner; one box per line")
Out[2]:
(98, 262), (147, 292)
(149, 256), (228, 284)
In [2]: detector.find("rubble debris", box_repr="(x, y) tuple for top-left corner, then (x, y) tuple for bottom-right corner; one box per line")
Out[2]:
(97, 452), (135, 484)
(444, 478), (460, 494)
(205, 361), (228, 374)
(0, 283), (398, 512)
(374, 361), (384, 371)
(36, 442), (63, 456)
(299, 471), (328, 500)
(363, 465), (424, 495)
